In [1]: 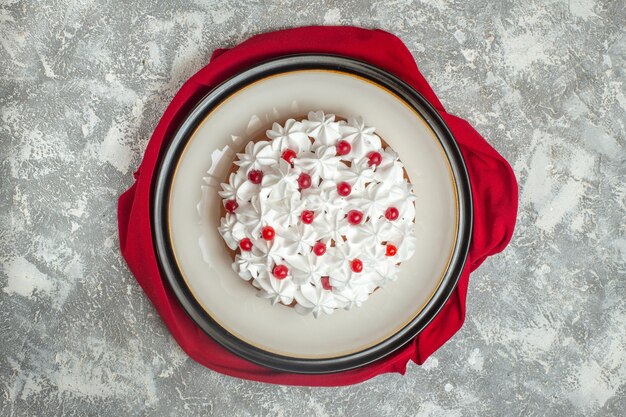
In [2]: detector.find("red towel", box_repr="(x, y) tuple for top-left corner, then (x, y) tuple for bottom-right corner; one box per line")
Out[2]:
(118, 26), (518, 386)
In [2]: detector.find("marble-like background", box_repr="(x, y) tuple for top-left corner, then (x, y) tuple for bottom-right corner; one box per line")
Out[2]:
(1, 0), (624, 415)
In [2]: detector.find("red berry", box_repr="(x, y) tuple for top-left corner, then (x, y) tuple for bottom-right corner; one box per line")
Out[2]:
(386, 244), (398, 257)
(347, 210), (363, 225)
(273, 264), (288, 279)
(282, 149), (297, 164)
(320, 276), (332, 290)
(239, 238), (252, 251)
(385, 207), (399, 221)
(351, 259), (363, 273)
(248, 169), (263, 184)
(301, 210), (314, 224)
(313, 242), (326, 256)
(298, 173), (312, 189)
(224, 199), (238, 213)
(261, 226), (275, 240)
(336, 140), (351, 156)
(368, 151), (382, 167)
(337, 182), (351, 197)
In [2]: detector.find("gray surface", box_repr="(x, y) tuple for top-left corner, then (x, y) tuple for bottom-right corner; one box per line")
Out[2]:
(1, 0), (625, 415)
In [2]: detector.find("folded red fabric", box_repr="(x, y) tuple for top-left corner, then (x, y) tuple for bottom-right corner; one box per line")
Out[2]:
(118, 26), (518, 386)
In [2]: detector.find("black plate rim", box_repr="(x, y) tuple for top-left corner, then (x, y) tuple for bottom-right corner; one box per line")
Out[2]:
(151, 54), (473, 374)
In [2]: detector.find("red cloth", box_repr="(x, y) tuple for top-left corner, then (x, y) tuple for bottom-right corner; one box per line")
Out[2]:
(118, 26), (518, 386)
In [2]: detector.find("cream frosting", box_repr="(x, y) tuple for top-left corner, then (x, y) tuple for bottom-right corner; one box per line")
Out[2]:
(218, 111), (417, 317)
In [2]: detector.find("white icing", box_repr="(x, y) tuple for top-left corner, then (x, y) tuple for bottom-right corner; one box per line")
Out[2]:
(350, 182), (395, 219)
(302, 110), (341, 147)
(218, 171), (257, 202)
(267, 192), (305, 227)
(233, 249), (265, 280)
(338, 158), (375, 191)
(218, 214), (245, 250)
(237, 195), (272, 236)
(253, 236), (294, 268)
(338, 116), (382, 160)
(255, 270), (297, 305)
(266, 119), (311, 153)
(217, 112), (417, 317)
(294, 145), (341, 183)
(300, 180), (344, 212)
(294, 283), (338, 318)
(345, 217), (393, 245)
(287, 252), (328, 286)
(261, 159), (299, 197)
(312, 208), (350, 245)
(388, 232), (418, 263)
(234, 140), (279, 174)
(373, 146), (405, 186)
(280, 222), (317, 254)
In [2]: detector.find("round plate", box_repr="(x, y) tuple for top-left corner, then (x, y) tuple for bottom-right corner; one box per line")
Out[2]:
(152, 55), (472, 374)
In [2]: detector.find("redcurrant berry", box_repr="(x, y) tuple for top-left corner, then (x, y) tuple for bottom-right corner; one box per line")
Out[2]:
(301, 210), (314, 224)
(281, 149), (297, 164)
(368, 151), (382, 167)
(273, 264), (288, 279)
(298, 173), (312, 189)
(336, 140), (351, 156)
(224, 199), (238, 213)
(337, 182), (351, 197)
(320, 276), (332, 290)
(261, 226), (275, 240)
(347, 210), (363, 225)
(248, 169), (263, 184)
(239, 238), (252, 251)
(313, 242), (326, 256)
(385, 207), (399, 221)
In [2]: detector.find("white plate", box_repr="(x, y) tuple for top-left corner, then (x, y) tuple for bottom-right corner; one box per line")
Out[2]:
(169, 70), (457, 358)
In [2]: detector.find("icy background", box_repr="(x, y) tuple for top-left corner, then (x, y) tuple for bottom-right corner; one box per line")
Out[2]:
(1, 0), (624, 415)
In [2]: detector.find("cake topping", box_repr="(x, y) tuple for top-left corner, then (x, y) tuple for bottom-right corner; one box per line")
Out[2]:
(367, 151), (382, 167)
(374, 148), (404, 184)
(337, 181), (351, 197)
(297, 173), (312, 189)
(295, 145), (341, 182)
(239, 238), (253, 251)
(224, 199), (238, 213)
(261, 226), (275, 241)
(273, 264), (289, 279)
(312, 242), (326, 256)
(339, 116), (382, 160)
(385, 207), (399, 221)
(219, 172), (256, 201)
(351, 258), (363, 273)
(218, 214), (243, 250)
(302, 110), (341, 146)
(235, 141), (278, 173)
(248, 169), (263, 184)
(266, 119), (311, 152)
(320, 276), (332, 290)
(281, 149), (297, 164)
(336, 140), (351, 156)
(300, 210), (315, 224)
(294, 283), (338, 318)
(347, 210), (363, 225)
(216, 111), (417, 317)
(385, 244), (397, 257)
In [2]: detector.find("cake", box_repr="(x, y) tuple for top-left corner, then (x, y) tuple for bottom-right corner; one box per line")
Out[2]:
(217, 111), (417, 317)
